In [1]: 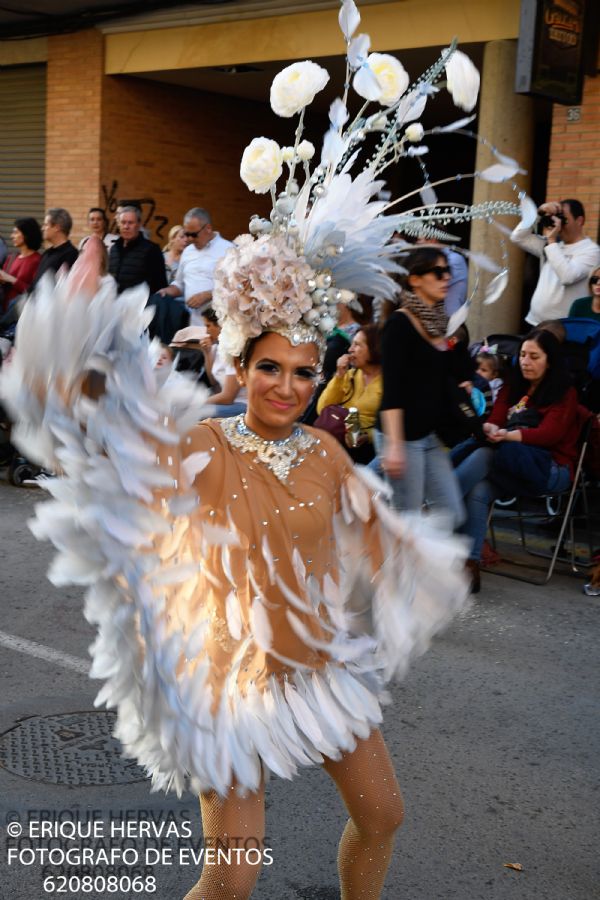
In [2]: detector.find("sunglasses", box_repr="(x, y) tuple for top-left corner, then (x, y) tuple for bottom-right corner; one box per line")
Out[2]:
(184, 224), (208, 238)
(590, 276), (600, 286)
(416, 265), (452, 279)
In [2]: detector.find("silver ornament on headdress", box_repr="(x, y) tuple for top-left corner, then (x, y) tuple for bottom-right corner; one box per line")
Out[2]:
(214, 0), (532, 356)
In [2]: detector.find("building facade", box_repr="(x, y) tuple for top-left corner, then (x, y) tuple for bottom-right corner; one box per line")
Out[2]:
(0, 0), (598, 333)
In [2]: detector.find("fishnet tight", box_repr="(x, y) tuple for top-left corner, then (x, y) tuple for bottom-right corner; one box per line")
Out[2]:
(183, 729), (403, 900)
(323, 728), (404, 899)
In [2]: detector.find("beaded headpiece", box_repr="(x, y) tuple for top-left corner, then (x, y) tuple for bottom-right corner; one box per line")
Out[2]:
(212, 0), (534, 359)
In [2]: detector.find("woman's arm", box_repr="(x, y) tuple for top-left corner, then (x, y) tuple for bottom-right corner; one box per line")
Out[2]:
(380, 408), (406, 478)
(316, 367), (353, 414)
(516, 390), (578, 448)
(211, 373), (241, 405)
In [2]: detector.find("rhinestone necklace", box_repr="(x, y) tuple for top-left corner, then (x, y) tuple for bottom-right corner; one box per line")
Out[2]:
(220, 414), (318, 483)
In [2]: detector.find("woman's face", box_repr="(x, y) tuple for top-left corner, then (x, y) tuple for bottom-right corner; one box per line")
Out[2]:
(88, 211), (106, 236)
(349, 331), (370, 369)
(519, 339), (549, 386)
(590, 267), (600, 308)
(202, 317), (221, 344)
(409, 255), (451, 303)
(238, 332), (319, 440)
(174, 228), (190, 253)
(11, 227), (25, 249)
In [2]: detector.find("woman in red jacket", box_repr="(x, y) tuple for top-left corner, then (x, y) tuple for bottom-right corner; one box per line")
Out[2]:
(451, 329), (579, 592)
(0, 218), (42, 312)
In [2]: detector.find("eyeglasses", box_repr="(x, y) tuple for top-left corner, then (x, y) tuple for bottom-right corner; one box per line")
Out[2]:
(184, 225), (208, 238)
(590, 276), (600, 286)
(416, 265), (452, 279)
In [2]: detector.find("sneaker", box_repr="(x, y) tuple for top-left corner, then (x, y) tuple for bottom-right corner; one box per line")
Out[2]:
(584, 582), (600, 597)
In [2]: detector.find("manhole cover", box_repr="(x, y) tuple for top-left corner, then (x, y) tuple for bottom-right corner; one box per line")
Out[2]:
(0, 711), (148, 786)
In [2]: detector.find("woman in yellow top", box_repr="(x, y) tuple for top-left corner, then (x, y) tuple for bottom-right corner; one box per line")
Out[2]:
(316, 324), (383, 462)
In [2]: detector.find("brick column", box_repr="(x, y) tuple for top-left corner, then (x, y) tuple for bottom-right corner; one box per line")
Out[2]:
(45, 29), (104, 243)
(546, 74), (600, 245)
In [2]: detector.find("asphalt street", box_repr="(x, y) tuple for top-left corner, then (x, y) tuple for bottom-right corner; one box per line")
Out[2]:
(0, 479), (598, 900)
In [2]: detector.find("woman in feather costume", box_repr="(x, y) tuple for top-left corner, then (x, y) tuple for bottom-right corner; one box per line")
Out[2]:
(0, 2), (533, 893)
(1, 234), (467, 899)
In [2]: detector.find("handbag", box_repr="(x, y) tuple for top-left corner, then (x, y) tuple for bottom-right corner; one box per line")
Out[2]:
(313, 371), (357, 443)
(313, 404), (349, 443)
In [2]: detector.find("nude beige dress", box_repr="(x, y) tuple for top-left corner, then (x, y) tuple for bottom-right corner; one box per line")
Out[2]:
(0, 279), (468, 797)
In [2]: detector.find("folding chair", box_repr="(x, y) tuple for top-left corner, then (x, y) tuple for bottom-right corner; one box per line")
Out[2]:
(486, 416), (596, 585)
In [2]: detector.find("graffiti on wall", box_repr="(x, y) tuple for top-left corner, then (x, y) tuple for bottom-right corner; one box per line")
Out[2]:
(102, 179), (169, 240)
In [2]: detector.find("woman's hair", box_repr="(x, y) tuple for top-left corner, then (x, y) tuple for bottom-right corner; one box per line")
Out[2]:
(356, 324), (382, 366)
(98, 242), (109, 276)
(163, 224), (184, 253)
(507, 329), (571, 407)
(401, 247), (447, 291)
(537, 319), (566, 344)
(476, 351), (499, 377)
(201, 307), (219, 325)
(88, 207), (108, 225)
(14, 217), (42, 251)
(588, 266), (600, 291)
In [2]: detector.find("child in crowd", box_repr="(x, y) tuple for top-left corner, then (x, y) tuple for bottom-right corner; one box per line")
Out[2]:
(476, 349), (503, 402)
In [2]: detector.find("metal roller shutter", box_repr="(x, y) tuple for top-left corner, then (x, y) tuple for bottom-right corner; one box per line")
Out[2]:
(0, 64), (46, 244)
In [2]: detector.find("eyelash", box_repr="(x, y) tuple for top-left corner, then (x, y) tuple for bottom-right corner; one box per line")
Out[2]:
(255, 363), (316, 379)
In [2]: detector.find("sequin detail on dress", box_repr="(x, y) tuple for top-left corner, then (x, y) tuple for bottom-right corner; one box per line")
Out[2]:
(220, 414), (319, 483)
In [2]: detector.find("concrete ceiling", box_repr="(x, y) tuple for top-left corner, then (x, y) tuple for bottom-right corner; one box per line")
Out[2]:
(0, 1), (234, 38)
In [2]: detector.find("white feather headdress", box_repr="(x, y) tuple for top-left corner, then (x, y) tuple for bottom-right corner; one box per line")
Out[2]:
(212, 0), (532, 358)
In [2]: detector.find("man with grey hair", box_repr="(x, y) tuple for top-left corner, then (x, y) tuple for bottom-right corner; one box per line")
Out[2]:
(108, 205), (167, 295)
(158, 207), (232, 325)
(30, 207), (79, 290)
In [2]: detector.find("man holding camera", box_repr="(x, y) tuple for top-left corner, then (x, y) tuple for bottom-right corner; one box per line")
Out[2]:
(511, 198), (600, 326)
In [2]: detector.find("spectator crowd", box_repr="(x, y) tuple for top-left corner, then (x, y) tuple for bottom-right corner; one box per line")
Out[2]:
(1, 194), (599, 594)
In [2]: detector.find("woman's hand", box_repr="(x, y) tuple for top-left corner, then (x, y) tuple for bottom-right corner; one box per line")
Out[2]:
(336, 354), (350, 378)
(382, 441), (406, 479)
(0, 270), (15, 285)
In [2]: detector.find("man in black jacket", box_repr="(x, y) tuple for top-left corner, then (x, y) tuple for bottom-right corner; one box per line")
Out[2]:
(30, 207), (79, 290)
(108, 206), (167, 295)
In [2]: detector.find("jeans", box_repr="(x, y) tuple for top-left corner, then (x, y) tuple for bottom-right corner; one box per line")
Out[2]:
(370, 430), (465, 528)
(452, 440), (571, 561)
(212, 402), (247, 418)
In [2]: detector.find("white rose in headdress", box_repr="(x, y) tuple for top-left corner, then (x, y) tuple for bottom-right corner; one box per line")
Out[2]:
(297, 140), (315, 161)
(364, 53), (409, 106)
(405, 123), (424, 142)
(444, 49), (480, 112)
(240, 137), (283, 194)
(270, 60), (330, 118)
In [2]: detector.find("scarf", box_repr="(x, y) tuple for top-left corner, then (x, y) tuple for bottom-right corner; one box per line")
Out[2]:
(400, 290), (448, 338)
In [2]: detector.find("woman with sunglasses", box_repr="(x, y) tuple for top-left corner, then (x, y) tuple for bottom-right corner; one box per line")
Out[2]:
(568, 266), (600, 323)
(378, 246), (465, 526)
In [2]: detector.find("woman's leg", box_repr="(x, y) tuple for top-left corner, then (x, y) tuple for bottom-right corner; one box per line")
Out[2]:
(183, 782), (265, 900)
(213, 402), (247, 418)
(462, 478), (497, 562)
(453, 445), (495, 498)
(322, 728), (404, 899)
(390, 437), (426, 512)
(422, 435), (465, 528)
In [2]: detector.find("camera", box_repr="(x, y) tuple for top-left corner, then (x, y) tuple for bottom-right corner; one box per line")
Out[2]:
(539, 213), (566, 230)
